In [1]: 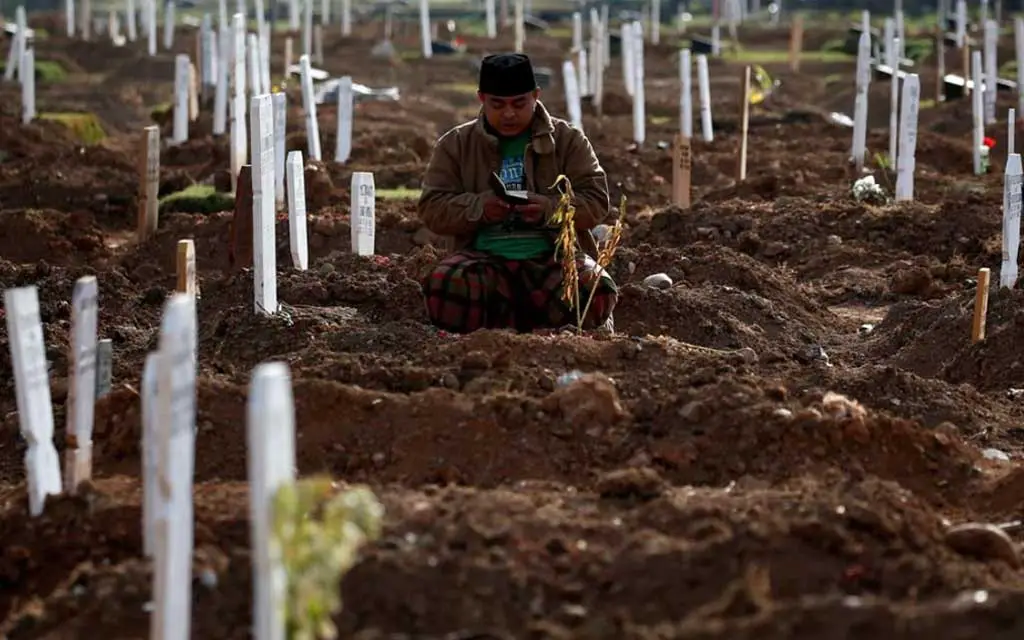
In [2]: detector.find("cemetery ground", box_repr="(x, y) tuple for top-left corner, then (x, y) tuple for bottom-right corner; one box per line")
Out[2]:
(7, 13), (1024, 639)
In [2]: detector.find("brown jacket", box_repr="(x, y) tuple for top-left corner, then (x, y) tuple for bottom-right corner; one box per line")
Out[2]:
(418, 101), (609, 258)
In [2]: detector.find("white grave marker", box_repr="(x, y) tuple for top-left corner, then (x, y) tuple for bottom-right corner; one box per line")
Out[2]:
(514, 0), (524, 52)
(251, 94), (278, 314)
(163, 0), (175, 50)
(173, 54), (190, 144)
(955, 0), (966, 48)
(95, 338), (112, 398)
(65, 276), (99, 494)
(260, 23), (271, 98)
(851, 31), (871, 172)
(562, 60), (583, 130)
(147, 0), (156, 55)
(286, 151), (309, 270)
(895, 74), (920, 201)
(5, 286), (62, 517)
(351, 172), (375, 256)
(631, 21), (645, 145)
(150, 293), (197, 640)
(214, 25), (229, 136)
(231, 14), (248, 192)
(1010, 108), (1017, 155)
(485, 0), (496, 38)
(247, 362), (297, 640)
(127, 0), (137, 41)
(680, 48), (692, 139)
(335, 76), (354, 163)
(419, 0), (432, 58)
(67, 0), (76, 37)
(621, 21), (634, 97)
(273, 92), (286, 206)
(141, 352), (159, 557)
(973, 50), (985, 175)
(1017, 18), (1024, 118)
(984, 19), (998, 126)
(884, 17), (898, 164)
(299, 55), (322, 161)
(248, 33), (262, 97)
(21, 47), (35, 125)
(697, 54), (713, 142)
(1002, 153), (1023, 289)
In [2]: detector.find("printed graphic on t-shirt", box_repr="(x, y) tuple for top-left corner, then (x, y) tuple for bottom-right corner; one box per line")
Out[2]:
(498, 154), (525, 192)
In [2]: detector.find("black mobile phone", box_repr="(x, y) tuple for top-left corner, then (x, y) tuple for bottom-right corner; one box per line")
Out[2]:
(489, 172), (531, 205)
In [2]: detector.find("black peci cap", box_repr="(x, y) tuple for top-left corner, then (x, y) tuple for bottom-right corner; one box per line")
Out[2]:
(478, 53), (538, 97)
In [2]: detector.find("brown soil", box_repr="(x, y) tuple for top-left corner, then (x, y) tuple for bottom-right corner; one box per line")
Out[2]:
(2, 13), (1024, 639)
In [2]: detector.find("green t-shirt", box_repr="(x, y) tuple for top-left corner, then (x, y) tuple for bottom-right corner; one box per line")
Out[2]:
(473, 133), (555, 260)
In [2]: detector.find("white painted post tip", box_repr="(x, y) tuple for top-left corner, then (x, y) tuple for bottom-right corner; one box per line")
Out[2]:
(251, 93), (279, 315)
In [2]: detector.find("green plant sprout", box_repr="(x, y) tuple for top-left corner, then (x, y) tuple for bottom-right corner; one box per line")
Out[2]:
(272, 476), (384, 640)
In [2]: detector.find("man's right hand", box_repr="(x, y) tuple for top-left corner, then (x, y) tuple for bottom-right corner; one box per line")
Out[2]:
(482, 196), (512, 223)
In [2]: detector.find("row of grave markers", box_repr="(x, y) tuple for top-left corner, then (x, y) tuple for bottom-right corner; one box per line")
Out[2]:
(4, 255), (301, 640)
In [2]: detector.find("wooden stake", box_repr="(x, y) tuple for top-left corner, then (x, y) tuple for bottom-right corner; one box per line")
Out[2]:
(672, 133), (692, 208)
(972, 267), (991, 343)
(737, 66), (751, 182)
(230, 165), (255, 271)
(188, 62), (199, 122)
(176, 239), (197, 295)
(137, 125), (160, 242)
(788, 15), (803, 72)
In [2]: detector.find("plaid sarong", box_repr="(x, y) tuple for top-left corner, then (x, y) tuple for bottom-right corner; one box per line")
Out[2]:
(423, 250), (618, 333)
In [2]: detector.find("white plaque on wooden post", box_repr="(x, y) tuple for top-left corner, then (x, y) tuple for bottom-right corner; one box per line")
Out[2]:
(65, 276), (99, 495)
(335, 76), (354, 163)
(251, 93), (278, 314)
(1002, 153), (1023, 289)
(5, 286), (62, 516)
(895, 74), (920, 201)
(247, 362), (297, 640)
(150, 293), (197, 640)
(299, 55), (321, 161)
(697, 54), (713, 142)
(286, 151), (309, 270)
(273, 92), (286, 206)
(350, 172), (375, 256)
(248, 33), (262, 97)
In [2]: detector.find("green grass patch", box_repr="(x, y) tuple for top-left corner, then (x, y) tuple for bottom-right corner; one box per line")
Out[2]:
(159, 184), (235, 214)
(39, 112), (106, 144)
(723, 48), (853, 64)
(0, 58), (67, 82)
(377, 187), (421, 200)
(436, 81), (478, 95)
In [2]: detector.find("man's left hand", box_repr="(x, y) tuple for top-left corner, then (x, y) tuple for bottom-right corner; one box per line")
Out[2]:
(514, 193), (556, 224)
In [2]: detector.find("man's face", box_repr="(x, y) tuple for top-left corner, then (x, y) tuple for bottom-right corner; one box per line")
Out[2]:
(479, 89), (540, 137)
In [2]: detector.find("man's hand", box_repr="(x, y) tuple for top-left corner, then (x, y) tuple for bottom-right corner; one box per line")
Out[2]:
(482, 196), (512, 223)
(515, 193), (556, 224)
